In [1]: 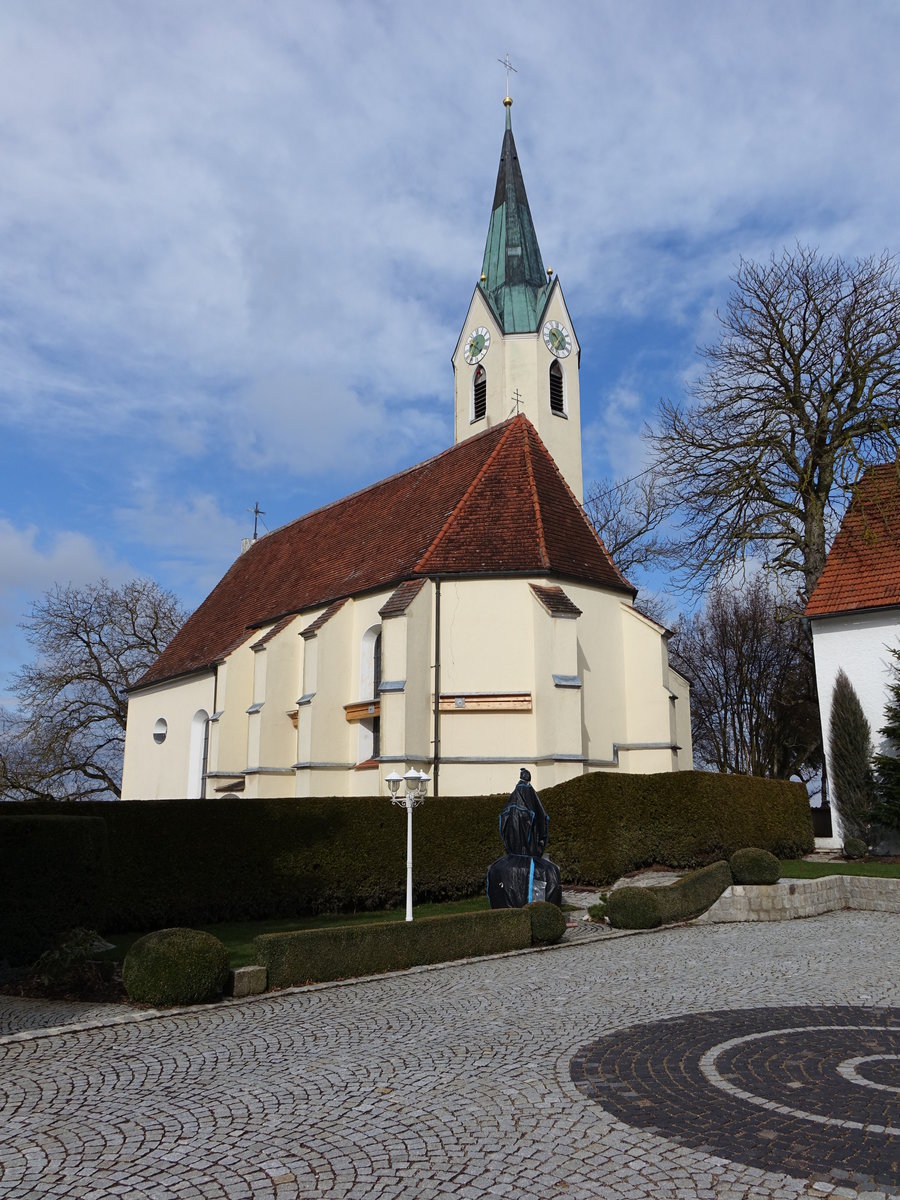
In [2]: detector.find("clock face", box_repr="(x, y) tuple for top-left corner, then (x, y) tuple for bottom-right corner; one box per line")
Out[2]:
(464, 326), (491, 365)
(543, 320), (572, 358)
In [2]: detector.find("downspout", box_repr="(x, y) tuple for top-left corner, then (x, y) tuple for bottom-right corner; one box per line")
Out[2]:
(432, 577), (441, 798)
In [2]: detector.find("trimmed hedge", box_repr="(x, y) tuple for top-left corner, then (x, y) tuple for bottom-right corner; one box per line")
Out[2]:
(543, 770), (812, 885)
(123, 927), (230, 1006)
(653, 861), (733, 923)
(255, 908), (533, 988)
(0, 770), (812, 933)
(606, 887), (661, 930)
(0, 815), (109, 965)
(608, 861), (733, 929)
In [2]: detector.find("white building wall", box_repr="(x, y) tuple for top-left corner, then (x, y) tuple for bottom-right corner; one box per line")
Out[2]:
(811, 607), (900, 838)
(124, 577), (690, 801)
(122, 672), (216, 800)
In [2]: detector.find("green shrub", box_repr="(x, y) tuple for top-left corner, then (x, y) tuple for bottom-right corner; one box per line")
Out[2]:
(842, 837), (867, 860)
(528, 901), (566, 945)
(255, 909), (531, 988)
(607, 887), (661, 930)
(123, 928), (229, 1006)
(730, 847), (780, 885)
(0, 815), (109, 966)
(587, 893), (609, 923)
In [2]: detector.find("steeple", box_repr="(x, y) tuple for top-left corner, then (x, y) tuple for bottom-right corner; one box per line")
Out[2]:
(453, 93), (583, 502)
(479, 100), (551, 333)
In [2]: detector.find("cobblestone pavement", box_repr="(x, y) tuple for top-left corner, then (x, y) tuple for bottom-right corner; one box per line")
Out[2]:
(1, 910), (898, 1199)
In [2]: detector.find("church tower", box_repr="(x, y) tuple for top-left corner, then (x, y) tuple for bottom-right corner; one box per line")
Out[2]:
(452, 96), (584, 502)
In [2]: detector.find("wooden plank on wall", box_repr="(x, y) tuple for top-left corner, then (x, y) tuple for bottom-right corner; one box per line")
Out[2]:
(438, 693), (532, 713)
(344, 700), (381, 723)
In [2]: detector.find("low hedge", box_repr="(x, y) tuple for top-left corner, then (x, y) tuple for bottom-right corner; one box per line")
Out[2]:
(255, 908), (534, 988)
(0, 815), (109, 965)
(0, 770), (812, 933)
(607, 860), (733, 929)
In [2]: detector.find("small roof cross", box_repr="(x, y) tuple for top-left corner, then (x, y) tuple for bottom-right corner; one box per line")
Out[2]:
(498, 52), (517, 101)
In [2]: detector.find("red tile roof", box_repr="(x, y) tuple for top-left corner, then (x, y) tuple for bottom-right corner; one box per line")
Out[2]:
(529, 584), (583, 618)
(379, 579), (427, 620)
(805, 463), (900, 618)
(137, 416), (632, 689)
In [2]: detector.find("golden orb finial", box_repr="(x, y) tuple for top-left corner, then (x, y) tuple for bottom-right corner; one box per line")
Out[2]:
(503, 95), (513, 107)
(480, 272), (487, 283)
(547, 267), (554, 278)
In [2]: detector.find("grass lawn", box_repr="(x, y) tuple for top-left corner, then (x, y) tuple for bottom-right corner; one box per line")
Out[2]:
(102, 895), (491, 968)
(781, 860), (900, 880)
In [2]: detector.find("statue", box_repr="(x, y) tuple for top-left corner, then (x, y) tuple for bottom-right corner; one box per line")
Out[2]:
(487, 768), (563, 908)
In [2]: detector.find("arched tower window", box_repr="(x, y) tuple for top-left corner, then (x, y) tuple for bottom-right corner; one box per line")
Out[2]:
(472, 365), (487, 422)
(549, 360), (565, 416)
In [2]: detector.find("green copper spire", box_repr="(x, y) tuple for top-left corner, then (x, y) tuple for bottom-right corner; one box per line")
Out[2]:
(479, 101), (550, 333)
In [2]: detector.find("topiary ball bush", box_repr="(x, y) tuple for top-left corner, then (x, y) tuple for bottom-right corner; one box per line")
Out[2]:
(123, 927), (229, 1006)
(606, 886), (661, 930)
(527, 900), (566, 945)
(730, 847), (781, 885)
(842, 837), (867, 860)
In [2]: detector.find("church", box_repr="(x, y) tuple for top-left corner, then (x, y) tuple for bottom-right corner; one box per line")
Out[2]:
(121, 96), (692, 801)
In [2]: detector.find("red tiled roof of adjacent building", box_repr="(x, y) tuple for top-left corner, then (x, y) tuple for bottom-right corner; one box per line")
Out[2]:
(136, 416), (632, 689)
(805, 463), (900, 618)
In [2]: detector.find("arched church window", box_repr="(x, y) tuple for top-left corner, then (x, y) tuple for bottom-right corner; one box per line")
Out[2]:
(473, 365), (487, 422)
(358, 625), (382, 763)
(188, 709), (210, 799)
(549, 361), (565, 416)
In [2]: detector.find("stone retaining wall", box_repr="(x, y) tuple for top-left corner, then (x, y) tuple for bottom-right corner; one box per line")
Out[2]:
(693, 874), (900, 923)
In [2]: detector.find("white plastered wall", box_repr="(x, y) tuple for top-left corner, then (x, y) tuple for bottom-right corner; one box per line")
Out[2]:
(251, 618), (303, 799)
(811, 607), (900, 839)
(121, 671), (216, 800)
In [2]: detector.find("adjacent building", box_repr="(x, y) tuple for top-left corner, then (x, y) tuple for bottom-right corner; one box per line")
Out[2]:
(806, 463), (900, 839)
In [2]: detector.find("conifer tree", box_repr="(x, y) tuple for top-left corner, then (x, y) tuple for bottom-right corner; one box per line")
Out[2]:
(873, 647), (900, 831)
(829, 669), (875, 844)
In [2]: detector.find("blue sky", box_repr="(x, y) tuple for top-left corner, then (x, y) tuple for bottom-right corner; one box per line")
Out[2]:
(3, 0), (900, 695)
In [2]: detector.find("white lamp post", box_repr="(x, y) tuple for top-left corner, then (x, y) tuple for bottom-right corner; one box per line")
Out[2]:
(385, 767), (430, 921)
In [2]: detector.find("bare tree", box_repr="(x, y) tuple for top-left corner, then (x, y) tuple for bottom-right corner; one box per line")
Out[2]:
(668, 576), (821, 781)
(0, 579), (187, 801)
(651, 246), (900, 606)
(584, 468), (668, 579)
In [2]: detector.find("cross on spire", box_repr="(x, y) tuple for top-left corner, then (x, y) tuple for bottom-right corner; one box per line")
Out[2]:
(498, 52), (517, 102)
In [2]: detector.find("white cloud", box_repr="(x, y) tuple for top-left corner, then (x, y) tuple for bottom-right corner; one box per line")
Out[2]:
(1, 0), (900, 678)
(0, 518), (133, 691)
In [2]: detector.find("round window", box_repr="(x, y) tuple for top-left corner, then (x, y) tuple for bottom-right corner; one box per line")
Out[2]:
(152, 718), (168, 745)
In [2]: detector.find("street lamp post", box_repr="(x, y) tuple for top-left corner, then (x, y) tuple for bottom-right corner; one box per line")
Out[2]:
(385, 768), (430, 921)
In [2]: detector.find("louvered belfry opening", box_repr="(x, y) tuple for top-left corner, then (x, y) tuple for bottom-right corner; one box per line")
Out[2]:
(549, 360), (564, 415)
(473, 365), (487, 421)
